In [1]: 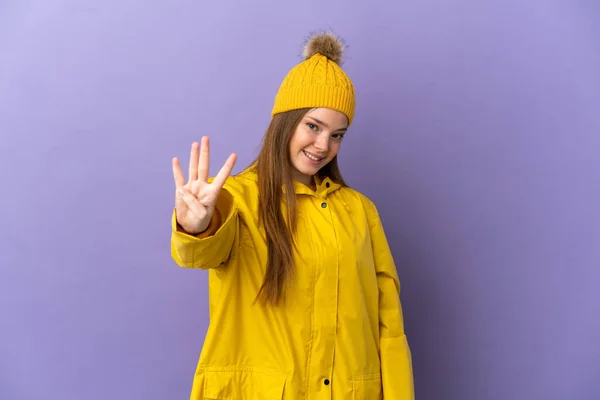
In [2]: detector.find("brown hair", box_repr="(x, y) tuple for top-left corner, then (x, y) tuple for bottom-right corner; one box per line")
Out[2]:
(250, 108), (346, 306)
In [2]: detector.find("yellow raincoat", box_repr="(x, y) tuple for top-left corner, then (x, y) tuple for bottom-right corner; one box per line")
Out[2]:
(171, 168), (414, 399)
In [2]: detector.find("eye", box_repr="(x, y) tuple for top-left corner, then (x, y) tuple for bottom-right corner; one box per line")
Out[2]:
(331, 133), (345, 140)
(307, 123), (318, 131)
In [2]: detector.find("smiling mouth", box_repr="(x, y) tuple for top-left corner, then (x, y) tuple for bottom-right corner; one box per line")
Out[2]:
(303, 150), (325, 162)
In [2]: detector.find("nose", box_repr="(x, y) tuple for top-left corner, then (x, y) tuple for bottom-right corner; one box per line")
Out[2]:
(314, 133), (329, 153)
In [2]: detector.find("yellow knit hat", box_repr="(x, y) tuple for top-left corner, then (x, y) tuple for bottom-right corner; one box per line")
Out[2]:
(271, 32), (356, 126)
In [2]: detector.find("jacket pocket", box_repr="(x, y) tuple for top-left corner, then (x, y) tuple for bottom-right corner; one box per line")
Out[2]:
(351, 374), (382, 400)
(204, 368), (286, 399)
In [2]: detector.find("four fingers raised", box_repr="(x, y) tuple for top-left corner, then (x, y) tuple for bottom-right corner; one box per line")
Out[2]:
(173, 138), (236, 191)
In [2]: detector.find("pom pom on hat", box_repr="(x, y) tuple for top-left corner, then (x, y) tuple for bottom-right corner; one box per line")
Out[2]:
(302, 32), (345, 64)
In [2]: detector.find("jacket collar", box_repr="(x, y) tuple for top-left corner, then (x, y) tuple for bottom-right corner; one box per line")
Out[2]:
(294, 175), (342, 197)
(238, 168), (342, 197)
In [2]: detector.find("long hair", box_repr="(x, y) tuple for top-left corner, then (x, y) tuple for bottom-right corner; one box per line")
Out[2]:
(250, 108), (346, 306)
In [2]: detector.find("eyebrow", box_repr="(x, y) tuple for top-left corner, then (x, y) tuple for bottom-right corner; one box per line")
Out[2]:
(306, 116), (348, 132)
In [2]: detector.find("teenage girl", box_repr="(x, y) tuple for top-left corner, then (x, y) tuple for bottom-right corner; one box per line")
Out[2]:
(171, 31), (415, 400)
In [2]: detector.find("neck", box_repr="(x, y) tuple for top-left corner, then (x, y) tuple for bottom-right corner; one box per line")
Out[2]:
(291, 170), (312, 186)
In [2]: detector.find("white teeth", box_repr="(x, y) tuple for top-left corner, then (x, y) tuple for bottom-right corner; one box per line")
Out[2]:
(303, 151), (322, 161)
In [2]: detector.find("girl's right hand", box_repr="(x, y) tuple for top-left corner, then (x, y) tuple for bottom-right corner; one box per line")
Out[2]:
(172, 136), (237, 234)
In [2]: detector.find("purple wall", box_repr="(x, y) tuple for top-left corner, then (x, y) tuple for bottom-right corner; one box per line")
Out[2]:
(1, 1), (599, 399)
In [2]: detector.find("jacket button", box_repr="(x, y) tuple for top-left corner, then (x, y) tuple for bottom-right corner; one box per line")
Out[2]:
(324, 379), (330, 385)
(321, 202), (327, 208)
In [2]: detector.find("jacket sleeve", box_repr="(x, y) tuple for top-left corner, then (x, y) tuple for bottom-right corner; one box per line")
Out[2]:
(170, 188), (239, 270)
(366, 200), (415, 399)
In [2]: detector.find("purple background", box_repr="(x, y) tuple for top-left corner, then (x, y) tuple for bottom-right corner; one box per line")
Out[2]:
(1, 1), (599, 399)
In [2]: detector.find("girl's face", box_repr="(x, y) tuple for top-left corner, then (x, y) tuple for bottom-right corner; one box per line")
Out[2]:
(289, 108), (348, 185)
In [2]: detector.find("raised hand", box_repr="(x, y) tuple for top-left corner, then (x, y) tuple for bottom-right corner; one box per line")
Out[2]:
(172, 136), (237, 234)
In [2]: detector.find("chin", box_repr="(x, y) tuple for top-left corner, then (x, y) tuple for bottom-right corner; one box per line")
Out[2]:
(292, 154), (332, 180)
